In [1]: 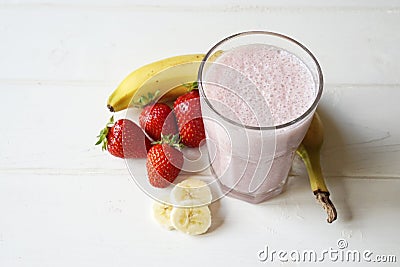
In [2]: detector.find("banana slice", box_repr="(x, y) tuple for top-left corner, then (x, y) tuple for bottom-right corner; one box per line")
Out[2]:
(170, 179), (212, 207)
(170, 206), (212, 235)
(152, 201), (174, 230)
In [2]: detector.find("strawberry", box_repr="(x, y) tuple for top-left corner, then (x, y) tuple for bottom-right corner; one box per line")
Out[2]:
(137, 92), (178, 141)
(146, 135), (183, 188)
(139, 103), (177, 141)
(173, 86), (206, 147)
(96, 116), (152, 158)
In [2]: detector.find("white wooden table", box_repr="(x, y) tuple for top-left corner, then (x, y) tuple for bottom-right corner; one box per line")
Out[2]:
(1, 1), (399, 266)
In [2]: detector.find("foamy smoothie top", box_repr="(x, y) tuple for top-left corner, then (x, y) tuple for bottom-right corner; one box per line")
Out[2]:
(202, 44), (316, 127)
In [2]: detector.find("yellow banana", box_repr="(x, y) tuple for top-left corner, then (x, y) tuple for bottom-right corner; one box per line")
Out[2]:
(107, 54), (205, 112)
(296, 113), (337, 223)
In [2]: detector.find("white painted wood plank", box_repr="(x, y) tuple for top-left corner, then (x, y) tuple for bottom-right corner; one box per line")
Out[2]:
(319, 85), (400, 178)
(1, 0), (400, 8)
(1, 84), (399, 179)
(0, 82), (124, 172)
(0, 173), (398, 266)
(0, 6), (399, 85)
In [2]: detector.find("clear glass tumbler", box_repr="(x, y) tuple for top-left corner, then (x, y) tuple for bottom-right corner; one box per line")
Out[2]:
(198, 31), (323, 204)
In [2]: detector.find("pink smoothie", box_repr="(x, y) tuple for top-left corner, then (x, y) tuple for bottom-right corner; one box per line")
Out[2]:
(200, 44), (316, 203)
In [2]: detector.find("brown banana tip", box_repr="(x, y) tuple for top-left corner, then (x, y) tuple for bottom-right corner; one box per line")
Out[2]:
(107, 104), (114, 112)
(314, 191), (338, 223)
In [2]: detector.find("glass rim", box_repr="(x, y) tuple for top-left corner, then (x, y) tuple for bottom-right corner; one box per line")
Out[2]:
(198, 30), (324, 130)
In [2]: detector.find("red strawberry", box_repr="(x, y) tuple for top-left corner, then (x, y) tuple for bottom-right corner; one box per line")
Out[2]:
(96, 116), (151, 158)
(146, 135), (183, 188)
(139, 103), (177, 141)
(173, 88), (206, 147)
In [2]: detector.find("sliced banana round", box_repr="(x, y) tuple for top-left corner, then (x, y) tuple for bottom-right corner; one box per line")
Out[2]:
(152, 201), (174, 230)
(170, 206), (211, 235)
(170, 178), (212, 207)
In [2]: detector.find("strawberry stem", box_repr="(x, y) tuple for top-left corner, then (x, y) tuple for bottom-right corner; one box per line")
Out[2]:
(134, 90), (161, 108)
(152, 134), (184, 150)
(95, 115), (114, 151)
(182, 81), (198, 92)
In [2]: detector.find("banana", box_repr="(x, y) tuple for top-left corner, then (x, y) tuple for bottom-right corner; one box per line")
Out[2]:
(170, 206), (212, 235)
(170, 179), (212, 207)
(152, 178), (213, 234)
(152, 201), (174, 230)
(107, 54), (205, 112)
(296, 113), (337, 223)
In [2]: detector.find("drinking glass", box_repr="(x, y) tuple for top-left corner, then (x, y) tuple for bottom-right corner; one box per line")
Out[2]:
(198, 31), (323, 203)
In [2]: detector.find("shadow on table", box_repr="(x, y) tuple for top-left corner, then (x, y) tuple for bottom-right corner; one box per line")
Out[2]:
(317, 107), (353, 222)
(208, 200), (224, 233)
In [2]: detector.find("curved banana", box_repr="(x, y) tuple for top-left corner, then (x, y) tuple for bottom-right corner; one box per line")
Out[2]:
(107, 54), (205, 112)
(296, 113), (337, 223)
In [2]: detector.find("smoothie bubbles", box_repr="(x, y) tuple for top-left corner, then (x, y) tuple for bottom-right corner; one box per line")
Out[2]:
(198, 31), (323, 204)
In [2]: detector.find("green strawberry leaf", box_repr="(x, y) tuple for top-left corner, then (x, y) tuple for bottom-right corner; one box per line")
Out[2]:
(182, 81), (198, 92)
(95, 116), (114, 151)
(133, 90), (161, 108)
(154, 134), (184, 150)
